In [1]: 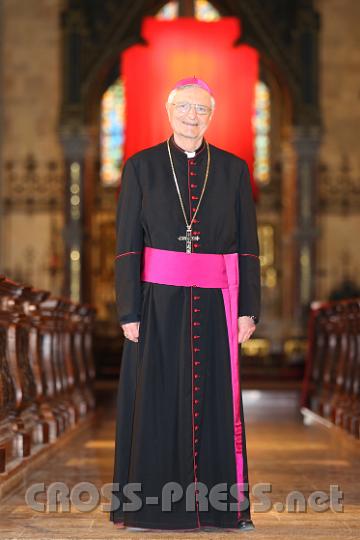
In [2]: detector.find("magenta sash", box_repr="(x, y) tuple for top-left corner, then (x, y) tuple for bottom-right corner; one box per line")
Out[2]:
(141, 246), (244, 516)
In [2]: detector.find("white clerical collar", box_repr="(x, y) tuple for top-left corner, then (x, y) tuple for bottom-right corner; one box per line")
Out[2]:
(171, 136), (204, 158)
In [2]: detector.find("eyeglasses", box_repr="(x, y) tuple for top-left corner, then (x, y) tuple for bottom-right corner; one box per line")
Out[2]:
(171, 102), (212, 116)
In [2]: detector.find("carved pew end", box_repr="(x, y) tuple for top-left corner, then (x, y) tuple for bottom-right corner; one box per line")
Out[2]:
(14, 431), (31, 458)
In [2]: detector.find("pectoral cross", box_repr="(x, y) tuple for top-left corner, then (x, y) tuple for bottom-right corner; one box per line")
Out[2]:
(178, 226), (199, 254)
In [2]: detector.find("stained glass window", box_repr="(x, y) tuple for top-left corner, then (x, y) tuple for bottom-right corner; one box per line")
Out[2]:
(195, 0), (221, 21)
(253, 81), (271, 185)
(156, 1), (179, 19)
(156, 1), (220, 21)
(100, 79), (125, 186)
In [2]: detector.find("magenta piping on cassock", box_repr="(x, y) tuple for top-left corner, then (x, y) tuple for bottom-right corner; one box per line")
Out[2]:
(141, 247), (245, 519)
(115, 251), (141, 260)
(240, 253), (259, 259)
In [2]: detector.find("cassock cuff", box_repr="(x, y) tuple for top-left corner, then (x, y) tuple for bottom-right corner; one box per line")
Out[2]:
(238, 256), (261, 323)
(238, 314), (259, 325)
(119, 314), (141, 326)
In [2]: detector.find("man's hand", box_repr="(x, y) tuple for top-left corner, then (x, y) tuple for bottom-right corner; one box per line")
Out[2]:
(121, 321), (140, 343)
(238, 316), (256, 344)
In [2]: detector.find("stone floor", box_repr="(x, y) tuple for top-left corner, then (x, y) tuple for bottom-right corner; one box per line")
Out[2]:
(0, 388), (359, 540)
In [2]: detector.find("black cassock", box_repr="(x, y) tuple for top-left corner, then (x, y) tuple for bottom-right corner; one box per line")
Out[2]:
(110, 135), (261, 530)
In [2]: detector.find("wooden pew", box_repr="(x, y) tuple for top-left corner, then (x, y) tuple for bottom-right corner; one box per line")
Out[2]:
(0, 275), (18, 473)
(334, 300), (360, 435)
(0, 277), (36, 465)
(68, 303), (95, 416)
(0, 275), (96, 476)
(301, 298), (360, 438)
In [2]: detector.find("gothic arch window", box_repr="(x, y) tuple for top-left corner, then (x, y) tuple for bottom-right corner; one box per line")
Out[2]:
(100, 1), (221, 187)
(156, 1), (178, 19)
(195, 0), (221, 21)
(253, 80), (271, 185)
(100, 2), (279, 187)
(100, 78), (125, 186)
(156, 0), (221, 21)
(157, 3), (271, 188)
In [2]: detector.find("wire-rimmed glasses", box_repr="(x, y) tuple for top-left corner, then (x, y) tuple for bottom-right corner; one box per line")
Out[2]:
(171, 102), (212, 116)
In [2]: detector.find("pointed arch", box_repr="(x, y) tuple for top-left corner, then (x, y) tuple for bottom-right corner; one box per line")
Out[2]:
(156, 1), (221, 21)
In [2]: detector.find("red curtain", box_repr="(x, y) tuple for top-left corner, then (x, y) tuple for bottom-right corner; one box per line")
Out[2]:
(122, 17), (259, 197)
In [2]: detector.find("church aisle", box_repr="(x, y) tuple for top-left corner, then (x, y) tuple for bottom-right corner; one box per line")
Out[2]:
(0, 389), (358, 540)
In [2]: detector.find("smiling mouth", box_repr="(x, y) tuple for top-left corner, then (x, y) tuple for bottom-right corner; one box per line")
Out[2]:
(182, 121), (198, 126)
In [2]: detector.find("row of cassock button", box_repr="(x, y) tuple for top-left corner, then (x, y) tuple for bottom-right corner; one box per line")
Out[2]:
(193, 291), (201, 479)
(190, 157), (201, 484)
(189, 159), (201, 250)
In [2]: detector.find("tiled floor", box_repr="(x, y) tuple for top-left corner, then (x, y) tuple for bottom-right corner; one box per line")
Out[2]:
(0, 389), (359, 540)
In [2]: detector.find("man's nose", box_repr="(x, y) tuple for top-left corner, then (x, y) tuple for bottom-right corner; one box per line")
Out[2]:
(187, 105), (197, 119)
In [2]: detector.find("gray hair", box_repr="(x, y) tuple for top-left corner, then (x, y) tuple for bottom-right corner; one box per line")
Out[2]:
(167, 85), (216, 110)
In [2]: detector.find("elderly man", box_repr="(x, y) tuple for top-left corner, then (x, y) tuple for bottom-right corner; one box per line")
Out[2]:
(110, 77), (261, 532)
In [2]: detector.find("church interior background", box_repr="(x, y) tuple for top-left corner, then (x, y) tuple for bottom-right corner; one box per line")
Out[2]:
(1, 0), (359, 383)
(0, 0), (360, 538)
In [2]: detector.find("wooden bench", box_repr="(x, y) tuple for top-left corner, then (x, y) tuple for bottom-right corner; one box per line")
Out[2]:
(301, 298), (360, 438)
(0, 276), (96, 476)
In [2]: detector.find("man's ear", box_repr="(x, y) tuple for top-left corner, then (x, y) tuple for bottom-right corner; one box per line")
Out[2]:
(165, 102), (171, 120)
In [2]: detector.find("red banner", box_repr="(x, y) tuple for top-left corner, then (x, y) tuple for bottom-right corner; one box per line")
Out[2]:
(122, 17), (259, 197)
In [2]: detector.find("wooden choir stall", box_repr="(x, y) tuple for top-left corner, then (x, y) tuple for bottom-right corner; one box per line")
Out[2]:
(0, 275), (96, 485)
(301, 297), (360, 438)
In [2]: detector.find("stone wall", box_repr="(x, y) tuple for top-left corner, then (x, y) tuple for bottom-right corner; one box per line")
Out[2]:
(315, 0), (360, 299)
(0, 0), (64, 294)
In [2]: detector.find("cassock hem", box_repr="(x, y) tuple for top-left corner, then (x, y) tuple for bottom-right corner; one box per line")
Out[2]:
(110, 516), (250, 530)
(112, 518), (200, 530)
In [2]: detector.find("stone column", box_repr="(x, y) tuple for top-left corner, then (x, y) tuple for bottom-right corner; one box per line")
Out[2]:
(178, 0), (195, 17)
(281, 136), (297, 327)
(61, 132), (88, 302)
(292, 125), (320, 331)
(60, 7), (87, 302)
(290, 1), (321, 331)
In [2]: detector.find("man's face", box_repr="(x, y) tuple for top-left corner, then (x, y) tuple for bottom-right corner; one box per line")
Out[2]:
(166, 86), (214, 141)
